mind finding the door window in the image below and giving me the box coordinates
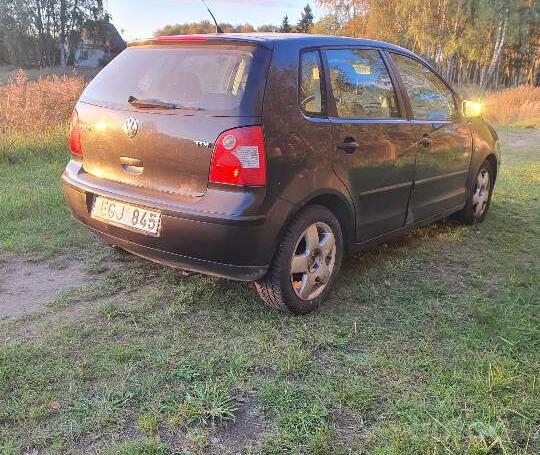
[299,51,324,114]
[391,53,456,121]
[324,49,400,119]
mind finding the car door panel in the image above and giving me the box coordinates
[324,48,415,242]
[388,52,473,221]
[410,121,472,220]
[332,119,416,241]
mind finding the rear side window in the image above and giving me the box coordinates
[390,53,456,121]
[325,49,400,119]
[81,45,268,114]
[299,51,324,115]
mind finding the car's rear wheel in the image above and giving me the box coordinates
[255,205,343,314]
[456,159,495,225]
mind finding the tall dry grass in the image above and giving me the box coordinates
[0,69,86,135]
[0,70,87,162]
[461,85,540,128]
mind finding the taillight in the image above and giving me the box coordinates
[68,110,82,157]
[209,126,266,186]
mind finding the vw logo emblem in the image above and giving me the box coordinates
[123,117,138,139]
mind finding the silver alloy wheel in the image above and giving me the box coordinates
[472,168,491,217]
[290,222,337,301]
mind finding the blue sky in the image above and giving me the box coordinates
[106,0,322,41]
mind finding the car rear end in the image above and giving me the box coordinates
[62,35,289,280]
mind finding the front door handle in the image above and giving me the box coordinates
[337,137,359,154]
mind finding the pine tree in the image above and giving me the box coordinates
[280,15,292,33]
[297,4,314,33]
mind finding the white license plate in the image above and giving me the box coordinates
[91,196,161,236]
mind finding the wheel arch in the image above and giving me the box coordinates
[271,190,356,261]
[485,153,498,182]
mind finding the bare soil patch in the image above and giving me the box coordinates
[0,257,85,318]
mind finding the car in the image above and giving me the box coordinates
[63,33,501,314]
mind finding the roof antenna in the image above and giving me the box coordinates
[201,0,224,33]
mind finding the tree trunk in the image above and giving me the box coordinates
[59,0,67,68]
[482,7,509,89]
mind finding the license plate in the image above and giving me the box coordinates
[91,196,161,236]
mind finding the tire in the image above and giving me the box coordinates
[255,205,343,315]
[456,159,495,225]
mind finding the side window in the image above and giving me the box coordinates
[324,49,400,119]
[299,51,324,114]
[391,53,456,121]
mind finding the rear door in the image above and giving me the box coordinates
[324,48,417,241]
[388,52,472,220]
[77,43,269,197]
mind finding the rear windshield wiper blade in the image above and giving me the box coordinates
[128,96,204,111]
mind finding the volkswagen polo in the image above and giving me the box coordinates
[63,34,500,314]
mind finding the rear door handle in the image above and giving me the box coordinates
[337,137,359,154]
[419,136,432,149]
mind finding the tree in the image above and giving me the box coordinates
[481,4,509,89]
[0,0,110,67]
[257,24,279,33]
[280,15,292,33]
[297,4,315,33]
[314,0,540,89]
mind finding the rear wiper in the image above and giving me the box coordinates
[128,96,204,111]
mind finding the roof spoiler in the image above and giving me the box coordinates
[128,35,273,50]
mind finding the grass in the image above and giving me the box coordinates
[0,128,539,454]
[0,64,98,85]
[458,85,540,129]
[0,130,92,258]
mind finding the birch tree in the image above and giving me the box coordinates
[315,0,540,88]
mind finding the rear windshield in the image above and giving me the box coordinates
[81,44,269,115]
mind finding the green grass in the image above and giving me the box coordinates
[0,130,538,454]
[0,129,92,258]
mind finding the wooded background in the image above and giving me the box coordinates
[0,0,112,67]
[313,0,540,89]
[1,0,539,90]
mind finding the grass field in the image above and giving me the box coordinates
[0,128,539,455]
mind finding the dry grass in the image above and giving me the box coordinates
[0,70,86,135]
[461,85,540,128]
[483,86,540,128]
[0,64,99,85]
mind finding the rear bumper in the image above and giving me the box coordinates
[62,162,292,281]
[74,222,268,280]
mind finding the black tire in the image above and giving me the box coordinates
[456,159,495,225]
[255,205,343,315]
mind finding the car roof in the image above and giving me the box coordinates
[129,33,416,57]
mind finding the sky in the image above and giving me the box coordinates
[106,0,323,41]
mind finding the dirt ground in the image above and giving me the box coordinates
[0,257,85,318]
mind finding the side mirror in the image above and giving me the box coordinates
[462,100,483,118]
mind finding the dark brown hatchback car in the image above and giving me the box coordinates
[63,33,501,314]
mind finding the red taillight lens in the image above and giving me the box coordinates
[68,110,82,156]
[209,126,266,186]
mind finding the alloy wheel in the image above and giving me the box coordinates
[472,168,491,218]
[290,222,337,301]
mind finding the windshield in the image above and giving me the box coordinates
[81,45,266,114]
